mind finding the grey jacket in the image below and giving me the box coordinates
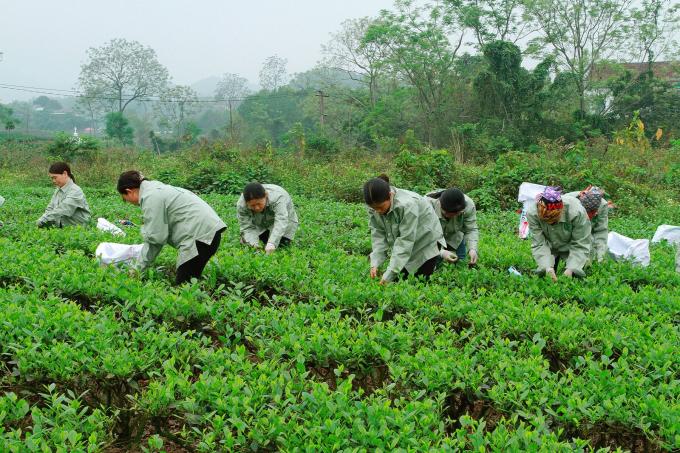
[237,184,298,247]
[37,180,91,227]
[566,191,609,262]
[425,191,479,251]
[369,188,446,282]
[526,195,592,276]
[138,180,226,270]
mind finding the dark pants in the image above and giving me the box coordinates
[175,229,224,285]
[446,242,467,262]
[258,231,292,248]
[400,255,443,280]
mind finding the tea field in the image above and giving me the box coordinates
[0,185,678,452]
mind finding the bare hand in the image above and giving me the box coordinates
[379,278,389,286]
[468,249,478,266]
[546,268,558,282]
[370,267,378,278]
[563,269,574,278]
[264,243,276,255]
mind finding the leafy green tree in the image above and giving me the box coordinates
[364,0,463,145]
[451,0,531,48]
[78,39,170,113]
[105,112,134,145]
[473,41,554,144]
[524,0,633,119]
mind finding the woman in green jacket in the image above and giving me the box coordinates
[36,162,91,228]
[425,188,479,265]
[117,171,226,285]
[566,186,609,262]
[364,175,446,284]
[526,186,592,282]
[237,182,298,255]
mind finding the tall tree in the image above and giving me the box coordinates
[154,85,199,137]
[452,0,534,48]
[524,0,632,118]
[626,0,680,65]
[214,73,250,102]
[259,55,288,91]
[364,0,464,144]
[321,17,387,107]
[78,39,170,113]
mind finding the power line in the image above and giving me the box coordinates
[0,82,317,104]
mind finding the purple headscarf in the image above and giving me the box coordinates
[536,186,562,203]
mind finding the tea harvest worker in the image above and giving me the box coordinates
[237,182,298,254]
[566,185,609,262]
[364,175,446,284]
[117,171,226,285]
[36,162,91,228]
[425,188,479,265]
[526,186,592,281]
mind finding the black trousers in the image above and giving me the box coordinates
[175,229,224,285]
[400,254,442,280]
[258,231,292,247]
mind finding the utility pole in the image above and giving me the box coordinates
[228,99,234,142]
[316,90,328,128]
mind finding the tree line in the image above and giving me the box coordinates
[2,0,679,160]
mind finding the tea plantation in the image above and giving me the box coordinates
[0,185,678,452]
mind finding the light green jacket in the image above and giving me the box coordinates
[369,188,446,282]
[138,180,226,271]
[526,195,592,276]
[566,191,609,262]
[37,180,91,227]
[237,184,298,247]
[425,191,479,251]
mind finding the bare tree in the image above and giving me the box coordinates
[214,73,250,101]
[259,55,288,91]
[321,17,387,107]
[78,38,170,113]
[154,85,199,137]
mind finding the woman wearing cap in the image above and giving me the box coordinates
[364,175,446,284]
[566,186,609,262]
[425,188,479,265]
[117,170,226,285]
[526,186,592,281]
[237,182,298,254]
[36,162,91,228]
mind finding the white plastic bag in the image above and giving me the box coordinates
[0,195,5,207]
[95,242,143,266]
[97,217,125,237]
[517,183,546,239]
[651,224,680,245]
[607,232,650,267]
[518,182,547,203]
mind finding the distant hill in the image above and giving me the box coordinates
[190,76,221,98]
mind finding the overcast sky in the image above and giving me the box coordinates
[0,0,395,102]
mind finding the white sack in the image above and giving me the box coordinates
[0,195,5,207]
[95,242,143,266]
[651,224,680,245]
[97,217,125,237]
[607,232,650,267]
[518,182,547,203]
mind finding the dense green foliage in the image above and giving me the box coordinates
[0,174,678,451]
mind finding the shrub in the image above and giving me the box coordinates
[46,132,100,161]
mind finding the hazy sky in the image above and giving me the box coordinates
[0,0,395,102]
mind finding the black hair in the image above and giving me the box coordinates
[117,170,147,194]
[48,162,75,183]
[243,182,266,202]
[440,188,466,213]
[363,174,391,205]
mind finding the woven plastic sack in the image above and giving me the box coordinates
[97,217,125,237]
[95,242,143,266]
[607,232,650,267]
[517,182,546,239]
[652,224,680,245]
